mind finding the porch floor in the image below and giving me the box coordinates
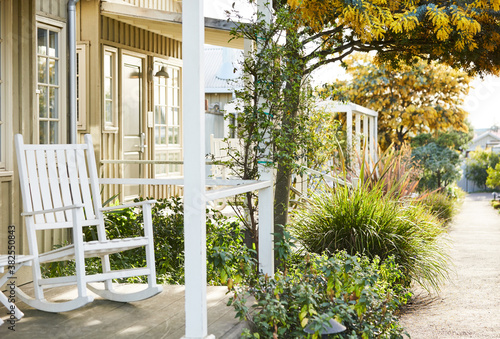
[0,283,247,338]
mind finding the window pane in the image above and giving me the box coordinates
[49,59,58,85]
[154,86,159,105]
[37,28,47,55]
[168,126,173,144]
[160,126,166,145]
[104,54,111,77]
[49,31,58,57]
[104,78,112,99]
[39,121,48,144]
[155,152,166,176]
[160,106,166,124]
[171,88,178,107]
[105,100,112,123]
[168,152,180,173]
[173,127,179,145]
[160,87,166,106]
[50,121,58,144]
[155,106,160,124]
[173,69,180,87]
[155,126,160,145]
[38,57,47,83]
[49,87,58,118]
[173,108,179,125]
[39,86,48,118]
[167,107,173,125]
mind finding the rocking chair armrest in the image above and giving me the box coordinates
[99,199,157,213]
[21,204,85,216]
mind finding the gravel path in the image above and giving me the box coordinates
[400,193,500,339]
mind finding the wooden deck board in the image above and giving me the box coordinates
[0,283,247,338]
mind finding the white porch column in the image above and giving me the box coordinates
[257,0,274,276]
[182,1,212,338]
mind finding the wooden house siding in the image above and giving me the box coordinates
[100,16,182,59]
[119,0,181,12]
[36,0,68,20]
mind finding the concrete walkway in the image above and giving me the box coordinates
[400,193,500,338]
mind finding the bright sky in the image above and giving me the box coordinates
[206,0,500,130]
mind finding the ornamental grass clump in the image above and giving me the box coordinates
[417,190,459,225]
[291,182,450,292]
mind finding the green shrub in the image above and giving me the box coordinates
[229,234,410,338]
[43,197,251,285]
[291,183,450,292]
[417,191,458,224]
[491,200,500,210]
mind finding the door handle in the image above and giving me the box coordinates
[134,133,147,153]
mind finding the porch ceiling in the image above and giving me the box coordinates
[100,1,244,49]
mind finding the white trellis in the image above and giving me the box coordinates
[316,101,378,162]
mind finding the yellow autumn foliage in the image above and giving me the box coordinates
[285,0,500,74]
[323,54,471,149]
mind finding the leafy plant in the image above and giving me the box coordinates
[229,232,410,338]
[291,181,450,292]
[486,162,500,189]
[43,198,251,285]
[465,148,500,190]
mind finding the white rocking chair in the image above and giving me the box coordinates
[14,134,162,312]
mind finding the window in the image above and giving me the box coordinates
[37,19,64,144]
[76,43,88,130]
[103,46,118,131]
[153,60,182,177]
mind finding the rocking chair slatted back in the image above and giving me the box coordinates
[17,138,101,231]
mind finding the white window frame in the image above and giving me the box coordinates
[36,16,66,144]
[152,57,182,178]
[102,45,118,132]
[76,42,89,130]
